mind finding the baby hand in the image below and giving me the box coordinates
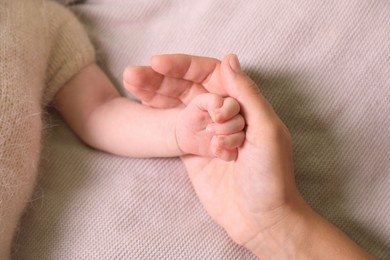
[176,93,245,161]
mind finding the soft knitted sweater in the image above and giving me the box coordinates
[0,0,94,257]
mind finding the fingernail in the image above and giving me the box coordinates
[229,54,241,73]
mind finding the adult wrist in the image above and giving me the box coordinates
[244,196,312,259]
[244,197,373,259]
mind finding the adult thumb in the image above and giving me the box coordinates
[221,54,279,126]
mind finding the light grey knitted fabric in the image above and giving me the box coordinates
[14,0,390,259]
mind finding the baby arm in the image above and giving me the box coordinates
[54,63,244,160]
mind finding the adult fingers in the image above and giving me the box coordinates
[123,66,163,91]
[141,92,184,108]
[123,65,208,105]
[151,54,220,82]
[151,54,227,96]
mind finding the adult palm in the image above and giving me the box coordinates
[123,54,302,249]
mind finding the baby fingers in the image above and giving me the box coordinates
[212,97,241,123]
[207,114,245,135]
[211,132,245,151]
[210,131,245,161]
[213,149,238,162]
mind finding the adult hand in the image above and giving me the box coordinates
[123,54,372,259]
[124,54,300,247]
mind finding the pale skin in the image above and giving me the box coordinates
[4,48,243,259]
[54,63,245,161]
[122,54,374,259]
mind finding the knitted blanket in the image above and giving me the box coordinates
[14,0,390,259]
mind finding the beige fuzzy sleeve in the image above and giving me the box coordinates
[43,1,95,106]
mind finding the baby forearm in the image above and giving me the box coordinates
[55,63,184,158]
[79,97,183,158]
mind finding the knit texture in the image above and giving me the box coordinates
[14,0,390,259]
[0,0,94,259]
